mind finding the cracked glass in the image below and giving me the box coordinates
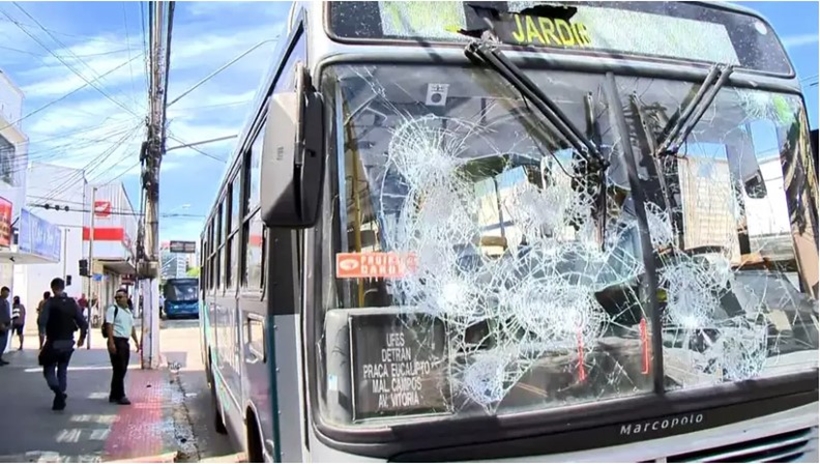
[316,63,819,428]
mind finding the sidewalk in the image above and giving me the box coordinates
[0,338,180,463]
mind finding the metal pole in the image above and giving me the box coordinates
[62,228,68,279]
[87,186,96,350]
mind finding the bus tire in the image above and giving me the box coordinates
[210,369,228,435]
[246,409,264,463]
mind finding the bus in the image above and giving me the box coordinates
[199,1,819,462]
[162,277,199,319]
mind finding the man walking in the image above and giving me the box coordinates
[11,296,26,350]
[0,286,11,365]
[39,278,88,411]
[37,291,50,350]
[104,288,140,405]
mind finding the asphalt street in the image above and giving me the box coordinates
[0,318,236,462]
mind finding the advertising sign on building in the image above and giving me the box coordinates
[94,200,112,218]
[19,208,62,262]
[0,196,11,247]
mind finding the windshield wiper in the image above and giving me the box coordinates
[464,41,608,172]
[656,63,734,157]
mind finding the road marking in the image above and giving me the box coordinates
[56,429,82,443]
[23,365,139,373]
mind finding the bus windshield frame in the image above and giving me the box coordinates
[307,54,819,454]
[325,1,795,77]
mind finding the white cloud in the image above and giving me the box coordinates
[782,33,819,49]
[3,0,290,221]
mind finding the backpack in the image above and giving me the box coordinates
[101,305,119,338]
[45,296,80,337]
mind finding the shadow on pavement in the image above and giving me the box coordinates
[0,346,180,463]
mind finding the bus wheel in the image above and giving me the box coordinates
[246,410,263,463]
[211,376,228,435]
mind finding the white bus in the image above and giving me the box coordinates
[199,1,819,462]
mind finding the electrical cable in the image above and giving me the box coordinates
[27,202,205,218]
[13,2,145,115]
[38,122,144,203]
[1,123,141,177]
[0,54,143,133]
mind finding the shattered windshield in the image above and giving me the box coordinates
[317,64,819,427]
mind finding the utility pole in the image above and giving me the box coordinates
[87,186,96,350]
[138,1,174,370]
[61,229,68,281]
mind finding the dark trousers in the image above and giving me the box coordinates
[109,338,130,400]
[0,329,8,360]
[43,348,73,395]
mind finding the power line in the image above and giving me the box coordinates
[27,202,205,218]
[7,3,141,118]
[12,2,144,115]
[0,54,143,133]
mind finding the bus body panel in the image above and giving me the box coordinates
[272,313,307,462]
[165,300,199,317]
[199,2,819,462]
[306,402,818,462]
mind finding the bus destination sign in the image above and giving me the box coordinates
[349,312,451,421]
[477,8,593,50]
[169,240,196,254]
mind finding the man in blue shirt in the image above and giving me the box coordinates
[39,278,88,411]
[105,288,140,405]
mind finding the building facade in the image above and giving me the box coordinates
[160,241,191,279]
[0,71,64,353]
[23,163,139,326]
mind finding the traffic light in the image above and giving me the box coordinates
[66,275,72,286]
[79,259,89,277]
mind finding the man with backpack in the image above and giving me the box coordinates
[38,278,88,411]
[104,288,140,405]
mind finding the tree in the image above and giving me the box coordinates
[186,266,201,277]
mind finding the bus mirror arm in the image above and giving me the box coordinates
[259,63,326,229]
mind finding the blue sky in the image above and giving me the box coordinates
[0,1,816,242]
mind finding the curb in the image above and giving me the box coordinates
[199,453,247,463]
[104,451,177,463]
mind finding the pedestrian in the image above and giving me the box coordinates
[37,291,51,350]
[0,286,10,365]
[104,288,140,405]
[38,278,88,411]
[11,296,26,350]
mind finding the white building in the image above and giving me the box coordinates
[22,163,139,323]
[0,71,65,353]
[160,241,197,279]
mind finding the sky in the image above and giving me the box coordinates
[0,0,817,243]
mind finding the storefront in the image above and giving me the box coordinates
[1,208,61,353]
[83,183,138,316]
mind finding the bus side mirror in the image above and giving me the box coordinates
[260,62,325,229]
